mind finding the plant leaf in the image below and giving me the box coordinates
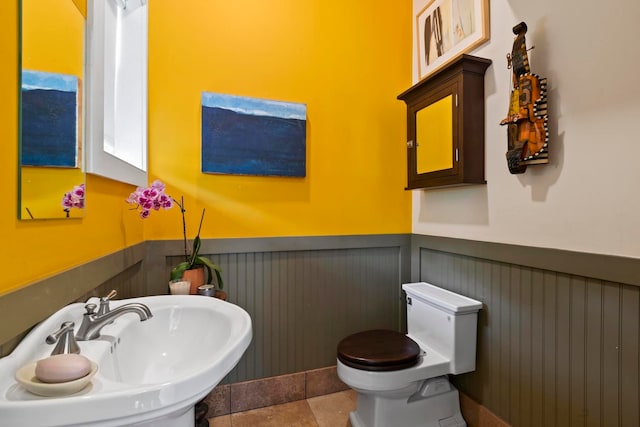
[189,236,201,267]
[192,256,223,288]
[214,268,224,290]
[170,261,190,280]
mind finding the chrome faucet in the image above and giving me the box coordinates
[76,302,153,341]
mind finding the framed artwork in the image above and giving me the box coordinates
[21,70,80,168]
[416,0,489,81]
[201,92,307,177]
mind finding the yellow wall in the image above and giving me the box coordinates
[1,1,143,294]
[1,0,411,293]
[145,1,412,239]
[22,0,83,74]
[21,168,85,219]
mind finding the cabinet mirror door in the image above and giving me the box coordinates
[415,90,456,176]
[407,81,459,189]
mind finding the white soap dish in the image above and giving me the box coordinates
[15,361,98,397]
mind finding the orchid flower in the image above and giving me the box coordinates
[62,184,85,210]
[126,180,174,218]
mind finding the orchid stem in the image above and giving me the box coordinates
[180,196,189,263]
[197,208,206,237]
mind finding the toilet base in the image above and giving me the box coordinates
[348,379,466,427]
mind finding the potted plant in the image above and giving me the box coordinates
[126,180,224,295]
[169,197,224,292]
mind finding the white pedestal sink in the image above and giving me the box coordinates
[0,295,252,427]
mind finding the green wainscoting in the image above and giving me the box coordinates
[413,235,640,427]
[2,234,639,427]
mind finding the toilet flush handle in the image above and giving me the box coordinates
[407,297,412,305]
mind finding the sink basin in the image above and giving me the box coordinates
[0,295,252,427]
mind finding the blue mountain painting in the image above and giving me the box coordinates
[201,93,306,177]
[21,70,78,168]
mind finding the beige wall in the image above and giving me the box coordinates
[412,0,640,259]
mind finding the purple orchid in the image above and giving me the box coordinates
[126,180,175,218]
[62,184,85,212]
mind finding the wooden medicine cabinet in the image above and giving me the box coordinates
[398,54,491,190]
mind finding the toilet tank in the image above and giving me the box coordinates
[402,282,482,375]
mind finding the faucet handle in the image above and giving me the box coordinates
[98,290,118,316]
[101,289,117,302]
[46,321,80,355]
[84,303,97,315]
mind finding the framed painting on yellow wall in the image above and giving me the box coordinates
[201,92,307,177]
[416,0,489,81]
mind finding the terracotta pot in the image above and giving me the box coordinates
[182,266,205,295]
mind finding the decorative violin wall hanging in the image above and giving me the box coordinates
[500,22,549,174]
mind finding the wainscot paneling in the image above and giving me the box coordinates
[4,233,638,427]
[414,235,640,427]
[0,243,147,356]
[146,235,412,383]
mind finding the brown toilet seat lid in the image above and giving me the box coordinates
[337,329,421,372]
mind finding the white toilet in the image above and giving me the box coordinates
[336,282,482,427]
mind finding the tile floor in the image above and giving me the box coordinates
[208,389,357,427]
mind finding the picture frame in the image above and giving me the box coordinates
[201,92,307,177]
[21,70,80,168]
[416,0,490,81]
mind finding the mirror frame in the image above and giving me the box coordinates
[18,0,87,220]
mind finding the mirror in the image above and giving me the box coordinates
[19,0,86,219]
[416,95,453,174]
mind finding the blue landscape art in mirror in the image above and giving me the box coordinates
[21,70,80,168]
